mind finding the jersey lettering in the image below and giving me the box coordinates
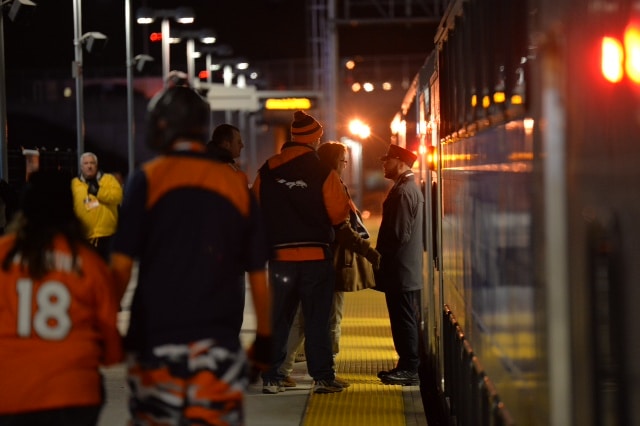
[16,278,72,340]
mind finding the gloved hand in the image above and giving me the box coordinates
[87,179,99,196]
[365,247,381,270]
[247,334,272,383]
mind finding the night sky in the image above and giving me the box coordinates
[4,0,435,75]
[3,0,438,180]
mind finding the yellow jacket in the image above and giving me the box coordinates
[71,173,122,239]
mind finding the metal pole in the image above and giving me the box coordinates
[186,38,195,85]
[125,0,134,175]
[73,0,84,160]
[161,17,169,82]
[327,0,337,140]
[206,52,213,135]
[0,12,8,181]
[248,112,258,182]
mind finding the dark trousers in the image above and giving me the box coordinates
[90,235,112,262]
[385,289,421,372]
[0,405,101,426]
[263,259,336,382]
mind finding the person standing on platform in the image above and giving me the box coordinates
[278,141,381,387]
[109,86,271,426]
[71,152,123,261]
[375,144,424,386]
[252,111,352,395]
[0,170,123,425]
[207,123,246,178]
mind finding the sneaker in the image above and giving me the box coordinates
[377,368,397,379]
[333,376,350,388]
[313,379,345,394]
[380,370,419,386]
[281,376,297,387]
[262,380,285,394]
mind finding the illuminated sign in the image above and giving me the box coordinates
[264,98,312,110]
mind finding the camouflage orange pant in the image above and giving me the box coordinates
[126,339,247,426]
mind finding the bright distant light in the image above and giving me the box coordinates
[524,118,534,135]
[624,22,640,83]
[345,60,355,70]
[348,119,371,139]
[363,82,374,92]
[602,36,624,83]
[382,82,392,91]
[351,82,361,92]
[63,87,72,98]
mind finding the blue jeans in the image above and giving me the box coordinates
[263,259,335,382]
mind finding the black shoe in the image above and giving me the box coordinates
[380,370,419,386]
[377,368,397,379]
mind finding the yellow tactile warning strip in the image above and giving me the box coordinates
[302,289,406,426]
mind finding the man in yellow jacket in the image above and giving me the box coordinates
[71,152,123,260]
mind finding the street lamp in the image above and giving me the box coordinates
[209,57,250,87]
[196,44,233,84]
[0,0,36,181]
[73,0,108,161]
[136,6,195,82]
[125,0,155,175]
[190,44,233,134]
[169,28,216,85]
[348,118,371,139]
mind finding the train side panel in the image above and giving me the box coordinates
[395,0,640,424]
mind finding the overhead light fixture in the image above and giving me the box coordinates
[80,31,108,53]
[136,6,195,24]
[170,28,217,45]
[133,54,154,72]
[8,0,36,22]
[174,7,195,24]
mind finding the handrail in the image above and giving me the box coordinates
[442,304,515,425]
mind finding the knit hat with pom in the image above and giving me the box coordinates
[290,110,323,143]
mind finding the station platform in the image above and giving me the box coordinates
[98,277,427,426]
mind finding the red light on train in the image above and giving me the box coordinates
[600,20,640,84]
[601,36,624,83]
[149,32,162,42]
[624,22,640,83]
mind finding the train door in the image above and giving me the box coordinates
[416,50,445,398]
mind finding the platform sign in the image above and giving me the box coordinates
[196,82,260,112]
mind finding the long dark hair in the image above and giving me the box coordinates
[2,171,88,279]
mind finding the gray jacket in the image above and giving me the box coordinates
[375,170,424,293]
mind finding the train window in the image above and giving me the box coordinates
[493,0,507,113]
[469,0,482,121]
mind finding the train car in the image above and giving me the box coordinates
[390,0,640,425]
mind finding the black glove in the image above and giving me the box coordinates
[247,334,272,382]
[365,247,382,270]
[87,179,99,196]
